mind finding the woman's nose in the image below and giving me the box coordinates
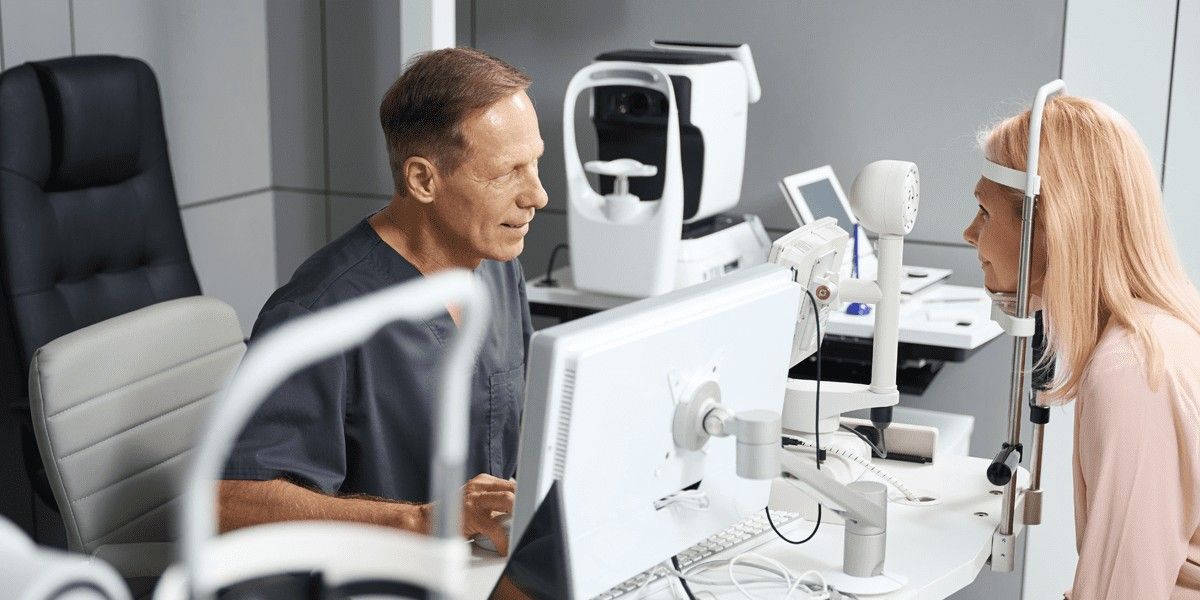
[963,218,979,247]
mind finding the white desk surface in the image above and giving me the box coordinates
[527,268,1003,351]
[465,455,1028,599]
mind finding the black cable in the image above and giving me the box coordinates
[542,243,568,287]
[839,424,887,459]
[671,554,698,600]
[765,288,826,545]
[807,288,824,469]
[767,504,822,544]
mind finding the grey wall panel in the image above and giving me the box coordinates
[903,241,984,288]
[474,0,1065,248]
[329,194,389,239]
[325,0,401,196]
[1165,0,1200,283]
[0,0,71,67]
[456,0,472,46]
[181,192,279,335]
[274,190,328,285]
[72,1,272,206]
[267,0,326,191]
[517,209,567,280]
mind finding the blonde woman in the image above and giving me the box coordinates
[965,96,1200,598]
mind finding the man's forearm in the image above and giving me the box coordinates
[218,479,428,534]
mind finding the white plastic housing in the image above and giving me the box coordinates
[848,160,920,236]
[656,58,750,222]
[565,62,683,297]
[768,218,848,366]
[783,379,898,434]
[674,216,771,289]
[650,41,762,104]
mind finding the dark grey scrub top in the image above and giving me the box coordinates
[222,218,532,502]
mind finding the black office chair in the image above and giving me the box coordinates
[0,55,201,544]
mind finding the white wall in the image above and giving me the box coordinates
[1165,0,1200,283]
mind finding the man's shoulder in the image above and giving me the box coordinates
[254,220,420,332]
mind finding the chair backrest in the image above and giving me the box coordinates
[0,54,201,402]
[0,54,201,539]
[27,297,244,554]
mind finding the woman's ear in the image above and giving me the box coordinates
[403,157,438,204]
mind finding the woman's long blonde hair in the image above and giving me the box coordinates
[984,96,1200,402]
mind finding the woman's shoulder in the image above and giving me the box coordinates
[1083,303,1200,402]
[1092,303,1199,359]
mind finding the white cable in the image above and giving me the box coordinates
[638,564,668,600]
[795,570,830,599]
[727,552,794,599]
[658,554,832,598]
[785,438,919,501]
[664,560,787,587]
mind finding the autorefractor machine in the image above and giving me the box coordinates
[562,41,772,297]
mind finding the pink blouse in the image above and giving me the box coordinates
[1068,305,1200,599]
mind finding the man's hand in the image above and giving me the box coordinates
[460,474,516,555]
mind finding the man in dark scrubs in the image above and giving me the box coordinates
[218,47,547,557]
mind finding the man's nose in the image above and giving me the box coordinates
[520,175,549,210]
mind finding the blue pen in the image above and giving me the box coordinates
[846,223,872,315]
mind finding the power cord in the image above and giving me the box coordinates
[542,243,569,287]
[806,287,824,469]
[672,554,698,600]
[767,288,825,544]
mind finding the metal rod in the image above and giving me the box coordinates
[1024,420,1046,525]
[1000,339,1028,535]
[999,193,1038,536]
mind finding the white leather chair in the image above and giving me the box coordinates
[26,297,244,594]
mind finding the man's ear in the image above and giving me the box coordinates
[402,156,438,204]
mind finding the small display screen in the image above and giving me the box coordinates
[799,179,854,226]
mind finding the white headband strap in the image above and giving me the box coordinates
[982,159,1040,196]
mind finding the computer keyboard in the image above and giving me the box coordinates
[591,509,803,599]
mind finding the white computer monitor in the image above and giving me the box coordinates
[511,263,802,599]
